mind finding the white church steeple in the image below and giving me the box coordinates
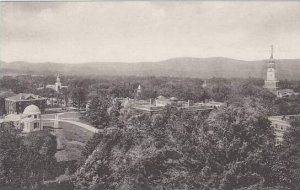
[55,74,62,92]
[264,45,279,94]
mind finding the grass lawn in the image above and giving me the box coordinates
[55,121,94,162]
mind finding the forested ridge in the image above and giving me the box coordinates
[1,57,300,80]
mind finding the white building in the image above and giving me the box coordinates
[38,74,68,92]
[263,46,299,98]
[277,89,299,98]
[20,105,43,133]
[1,104,43,133]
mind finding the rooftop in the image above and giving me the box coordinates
[23,104,41,115]
[5,93,46,102]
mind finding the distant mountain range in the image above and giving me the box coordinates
[1,57,300,80]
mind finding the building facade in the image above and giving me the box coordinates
[269,114,300,145]
[5,93,46,114]
[0,90,15,116]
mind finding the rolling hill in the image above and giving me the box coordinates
[1,57,300,80]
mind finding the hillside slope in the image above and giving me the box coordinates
[1,57,300,80]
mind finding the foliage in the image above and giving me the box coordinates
[279,117,300,189]
[70,87,87,109]
[0,124,58,190]
[0,123,24,189]
[81,96,110,129]
[73,98,293,190]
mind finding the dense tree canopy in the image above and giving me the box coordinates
[0,123,58,190]
[73,97,295,190]
[81,96,111,129]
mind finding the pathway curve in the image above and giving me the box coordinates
[42,112,102,133]
[45,118,102,133]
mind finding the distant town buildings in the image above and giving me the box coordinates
[264,45,298,98]
[5,93,46,115]
[38,74,68,92]
[114,95,225,115]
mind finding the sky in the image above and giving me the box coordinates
[0,1,299,63]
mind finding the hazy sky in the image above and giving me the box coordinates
[0,1,299,63]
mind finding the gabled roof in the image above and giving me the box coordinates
[5,93,46,102]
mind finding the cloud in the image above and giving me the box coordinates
[0,1,299,63]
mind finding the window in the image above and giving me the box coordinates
[20,123,24,130]
[34,115,37,119]
[34,123,39,129]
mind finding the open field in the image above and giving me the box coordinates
[55,121,94,162]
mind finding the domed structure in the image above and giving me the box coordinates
[23,105,41,115]
[20,104,42,133]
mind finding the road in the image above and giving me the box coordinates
[42,112,102,133]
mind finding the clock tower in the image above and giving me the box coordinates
[264,45,279,94]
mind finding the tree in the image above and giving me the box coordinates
[21,131,58,189]
[82,132,103,158]
[279,117,300,189]
[36,87,56,107]
[0,124,58,189]
[70,87,87,109]
[60,87,69,107]
[73,97,294,190]
[81,96,110,129]
[0,122,24,189]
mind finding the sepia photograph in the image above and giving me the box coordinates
[0,0,300,189]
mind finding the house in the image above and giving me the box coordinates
[277,89,299,98]
[155,96,177,106]
[268,114,300,145]
[5,93,46,114]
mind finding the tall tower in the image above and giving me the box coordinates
[55,74,62,92]
[202,80,207,88]
[264,45,279,94]
[135,84,142,99]
[137,84,142,94]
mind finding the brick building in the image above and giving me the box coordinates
[5,93,46,114]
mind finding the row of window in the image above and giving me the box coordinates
[27,114,39,119]
[272,123,287,131]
